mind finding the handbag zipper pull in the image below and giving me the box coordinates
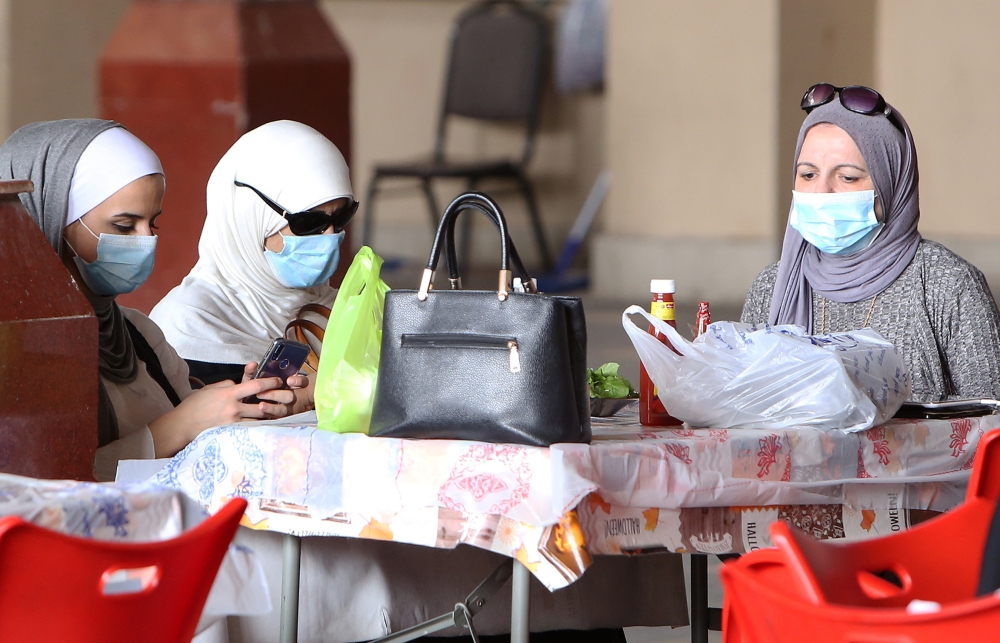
[508,340,521,373]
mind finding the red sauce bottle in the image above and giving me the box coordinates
[639,279,683,426]
[695,301,711,337]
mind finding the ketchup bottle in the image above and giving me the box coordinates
[695,301,711,337]
[639,279,683,426]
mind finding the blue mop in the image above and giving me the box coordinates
[536,170,610,293]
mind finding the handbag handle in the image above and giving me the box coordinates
[284,304,330,373]
[443,200,534,293]
[286,319,324,373]
[419,192,515,301]
[297,303,332,319]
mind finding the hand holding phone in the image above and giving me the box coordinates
[242,338,311,404]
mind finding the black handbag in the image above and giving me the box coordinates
[370,192,590,446]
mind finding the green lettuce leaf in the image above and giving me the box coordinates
[587,362,637,399]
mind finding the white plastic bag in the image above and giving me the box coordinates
[622,306,911,432]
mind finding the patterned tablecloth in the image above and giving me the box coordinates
[154,407,1000,590]
[0,473,270,626]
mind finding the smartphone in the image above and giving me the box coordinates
[242,338,311,405]
[894,399,1000,420]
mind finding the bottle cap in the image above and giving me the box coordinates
[650,279,675,294]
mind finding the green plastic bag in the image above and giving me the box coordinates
[315,246,390,434]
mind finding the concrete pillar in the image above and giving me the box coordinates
[0,0,129,140]
[877,0,1000,292]
[776,0,875,243]
[596,0,876,305]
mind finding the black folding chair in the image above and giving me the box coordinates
[362,0,553,272]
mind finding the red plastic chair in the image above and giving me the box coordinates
[720,428,1000,643]
[0,496,247,643]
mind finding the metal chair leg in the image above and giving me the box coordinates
[362,175,380,248]
[516,171,553,272]
[690,553,708,643]
[367,560,514,643]
[280,534,301,643]
[510,560,531,643]
[421,178,440,232]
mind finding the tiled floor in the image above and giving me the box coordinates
[380,260,739,643]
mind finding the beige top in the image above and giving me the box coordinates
[94,307,193,481]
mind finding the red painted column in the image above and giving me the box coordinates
[100,0,352,314]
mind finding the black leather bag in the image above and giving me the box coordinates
[370,192,590,446]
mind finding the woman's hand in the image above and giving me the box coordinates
[148,375,296,458]
[241,362,314,416]
[289,372,315,415]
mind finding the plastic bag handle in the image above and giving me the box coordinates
[443,200,533,291]
[419,192,513,301]
[622,305,698,358]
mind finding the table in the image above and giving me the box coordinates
[152,407,998,642]
[0,472,271,632]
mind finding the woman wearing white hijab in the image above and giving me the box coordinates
[151,120,356,388]
[0,119,303,481]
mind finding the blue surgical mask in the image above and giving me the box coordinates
[265,231,345,288]
[790,190,884,256]
[66,220,157,295]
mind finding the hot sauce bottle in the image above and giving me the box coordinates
[639,279,683,426]
[695,301,711,337]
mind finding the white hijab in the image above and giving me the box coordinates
[68,126,164,227]
[150,120,352,364]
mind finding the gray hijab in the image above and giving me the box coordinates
[0,119,139,446]
[768,98,922,328]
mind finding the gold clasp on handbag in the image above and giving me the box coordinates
[418,268,435,301]
[498,269,512,301]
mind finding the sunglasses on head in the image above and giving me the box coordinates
[800,83,904,133]
[234,180,358,236]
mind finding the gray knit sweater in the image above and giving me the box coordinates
[741,240,1000,402]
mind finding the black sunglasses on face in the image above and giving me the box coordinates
[800,83,905,134]
[234,180,359,235]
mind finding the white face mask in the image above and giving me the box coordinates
[790,190,883,256]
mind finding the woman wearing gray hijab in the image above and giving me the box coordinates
[0,119,304,480]
[742,84,1000,402]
